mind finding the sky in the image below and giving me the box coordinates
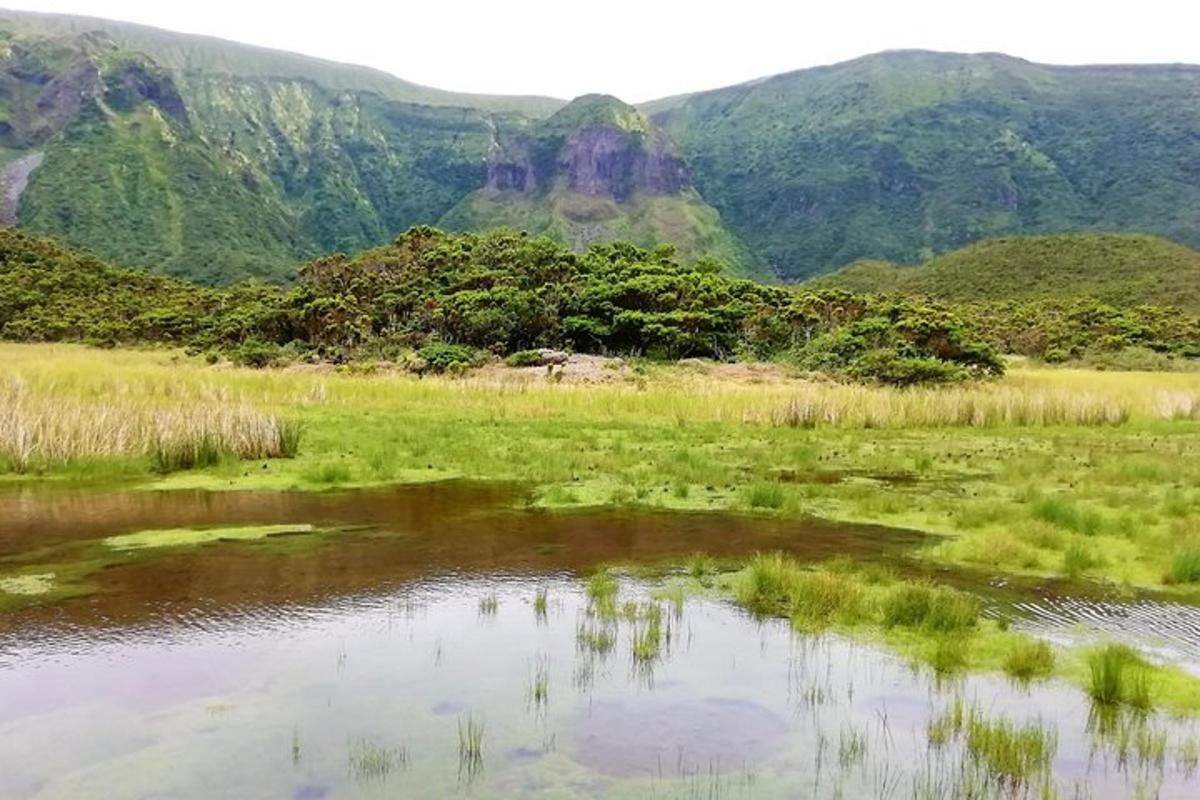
[7,0,1200,101]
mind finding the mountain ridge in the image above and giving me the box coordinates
[1,8,1199,288]
[0,8,566,116]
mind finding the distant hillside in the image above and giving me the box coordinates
[809,233,1200,310]
[652,51,1200,279]
[0,17,539,282]
[2,10,1200,286]
[0,9,564,116]
[440,95,759,276]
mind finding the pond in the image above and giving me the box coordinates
[0,483,1197,798]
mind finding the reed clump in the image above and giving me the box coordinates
[0,375,299,472]
[1088,644,1153,709]
[347,738,408,781]
[1003,639,1056,682]
[1168,547,1200,584]
[928,698,1057,789]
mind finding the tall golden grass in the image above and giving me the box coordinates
[0,370,298,471]
[1,344,1199,469]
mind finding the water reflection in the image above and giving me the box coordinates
[0,482,922,634]
[2,575,1197,799]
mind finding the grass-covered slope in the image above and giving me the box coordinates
[652,51,1200,279]
[0,24,514,283]
[0,9,565,116]
[810,233,1200,311]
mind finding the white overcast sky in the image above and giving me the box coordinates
[7,1,1200,101]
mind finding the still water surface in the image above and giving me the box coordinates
[0,483,1197,798]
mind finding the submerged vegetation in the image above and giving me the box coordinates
[927,698,1058,790]
[717,553,1200,713]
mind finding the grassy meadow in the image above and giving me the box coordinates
[5,343,1200,595]
[8,342,1200,713]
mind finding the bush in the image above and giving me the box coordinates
[417,342,481,373]
[504,349,547,367]
[230,338,283,368]
[848,351,969,387]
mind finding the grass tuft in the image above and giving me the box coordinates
[744,482,785,510]
[1003,638,1056,682]
[347,738,408,782]
[1169,547,1200,584]
[1088,644,1152,709]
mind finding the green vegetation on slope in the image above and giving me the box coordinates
[653,51,1200,278]
[4,19,1200,286]
[0,227,1002,383]
[0,24,522,282]
[441,191,755,277]
[0,9,565,116]
[809,233,1200,366]
[442,94,760,276]
[814,233,1200,311]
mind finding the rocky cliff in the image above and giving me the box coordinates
[442,95,755,274]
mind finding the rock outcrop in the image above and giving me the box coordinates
[443,95,757,275]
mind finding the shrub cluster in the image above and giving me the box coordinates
[0,227,1008,385]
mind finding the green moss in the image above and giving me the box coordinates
[104,523,316,550]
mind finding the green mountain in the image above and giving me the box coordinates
[809,233,1200,311]
[0,12,562,283]
[1,10,1200,288]
[0,9,564,116]
[440,95,757,276]
[651,51,1200,279]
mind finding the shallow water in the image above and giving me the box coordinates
[1,483,1198,798]
[0,482,921,633]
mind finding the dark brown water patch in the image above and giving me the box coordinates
[0,482,926,634]
[0,481,519,556]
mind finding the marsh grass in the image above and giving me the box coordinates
[533,588,548,622]
[744,482,785,510]
[630,602,665,663]
[457,715,484,777]
[880,583,979,633]
[0,370,300,472]
[837,725,868,770]
[965,714,1057,788]
[1063,540,1100,578]
[9,346,1200,598]
[926,635,969,674]
[478,594,499,616]
[576,622,615,656]
[1089,707,1169,771]
[528,656,549,710]
[586,570,619,619]
[1003,639,1056,683]
[685,552,718,582]
[1169,548,1200,584]
[736,554,977,637]
[1088,644,1153,709]
[347,738,408,781]
[929,699,1057,788]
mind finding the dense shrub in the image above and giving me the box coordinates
[416,342,481,373]
[4,226,1195,381]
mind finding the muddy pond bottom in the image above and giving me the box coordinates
[2,573,1199,799]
